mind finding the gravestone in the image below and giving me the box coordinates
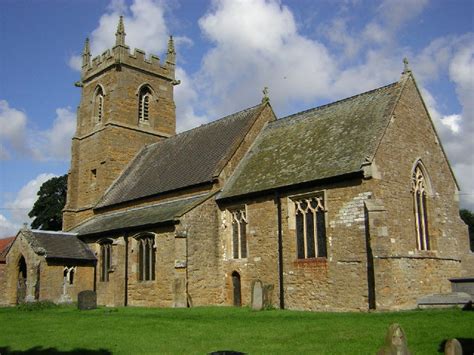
[444,339,462,355]
[251,280,264,310]
[377,323,411,355]
[78,290,97,310]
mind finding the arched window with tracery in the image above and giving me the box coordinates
[138,86,152,123]
[92,85,105,124]
[137,234,155,281]
[412,163,430,250]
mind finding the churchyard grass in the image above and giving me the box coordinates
[0,306,472,354]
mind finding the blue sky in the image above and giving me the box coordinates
[0,0,473,238]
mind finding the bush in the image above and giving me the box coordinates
[17,301,59,311]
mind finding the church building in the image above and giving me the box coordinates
[1,17,471,311]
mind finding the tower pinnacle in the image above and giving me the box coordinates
[166,35,176,65]
[82,37,91,67]
[115,16,126,46]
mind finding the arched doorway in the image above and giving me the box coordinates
[17,256,27,304]
[232,271,241,307]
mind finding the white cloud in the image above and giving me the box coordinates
[0,100,75,162]
[68,0,176,71]
[0,100,30,159]
[197,0,336,116]
[175,67,207,132]
[36,107,76,161]
[0,214,18,238]
[1,173,57,237]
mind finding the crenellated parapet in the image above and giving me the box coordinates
[80,16,177,84]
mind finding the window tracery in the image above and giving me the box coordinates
[294,193,327,259]
[231,209,247,259]
[413,164,430,250]
[138,235,155,281]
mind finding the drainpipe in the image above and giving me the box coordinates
[93,259,97,292]
[124,235,129,306]
[275,191,285,310]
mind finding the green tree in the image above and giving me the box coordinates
[28,174,68,231]
[460,209,474,251]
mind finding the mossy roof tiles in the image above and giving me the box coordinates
[96,104,264,208]
[74,193,213,236]
[22,230,96,261]
[219,82,401,199]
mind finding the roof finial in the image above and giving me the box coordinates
[261,87,270,103]
[115,15,126,46]
[82,37,91,67]
[402,57,411,74]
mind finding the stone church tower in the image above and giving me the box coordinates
[63,17,179,230]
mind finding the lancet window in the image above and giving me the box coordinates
[138,235,155,281]
[100,241,112,282]
[138,86,152,123]
[231,209,248,259]
[93,86,104,123]
[413,164,430,250]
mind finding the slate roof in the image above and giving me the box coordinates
[96,104,265,208]
[219,82,402,199]
[22,230,96,261]
[0,236,15,263]
[74,192,214,236]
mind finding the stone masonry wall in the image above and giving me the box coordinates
[1,234,94,306]
[183,197,222,306]
[369,75,468,309]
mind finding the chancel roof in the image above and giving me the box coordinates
[219,82,402,199]
[0,236,15,263]
[96,104,265,209]
[21,230,96,261]
[74,193,214,236]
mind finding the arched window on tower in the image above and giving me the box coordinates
[412,162,430,251]
[138,86,152,123]
[93,86,105,124]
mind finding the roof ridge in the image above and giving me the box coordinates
[31,229,77,236]
[144,103,263,150]
[279,81,399,122]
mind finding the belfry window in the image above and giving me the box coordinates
[93,86,104,123]
[413,164,430,250]
[138,235,155,281]
[100,242,112,282]
[138,86,152,123]
[295,193,327,259]
[231,208,247,259]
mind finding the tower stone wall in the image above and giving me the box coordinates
[63,17,179,230]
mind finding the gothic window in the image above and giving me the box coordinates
[231,208,247,259]
[138,86,152,123]
[100,242,112,282]
[63,266,76,285]
[412,164,430,250]
[93,86,104,123]
[295,193,327,259]
[138,235,155,281]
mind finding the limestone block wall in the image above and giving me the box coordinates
[184,197,222,306]
[368,76,468,308]
[3,234,43,305]
[1,235,94,305]
[281,182,375,311]
[127,227,176,307]
[219,197,279,308]
[0,264,7,305]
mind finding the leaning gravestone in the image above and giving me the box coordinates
[78,290,97,310]
[377,323,411,355]
[444,338,462,355]
[251,280,264,311]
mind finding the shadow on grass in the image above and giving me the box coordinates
[437,338,474,354]
[0,347,111,354]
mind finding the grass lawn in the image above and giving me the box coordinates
[0,305,473,354]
